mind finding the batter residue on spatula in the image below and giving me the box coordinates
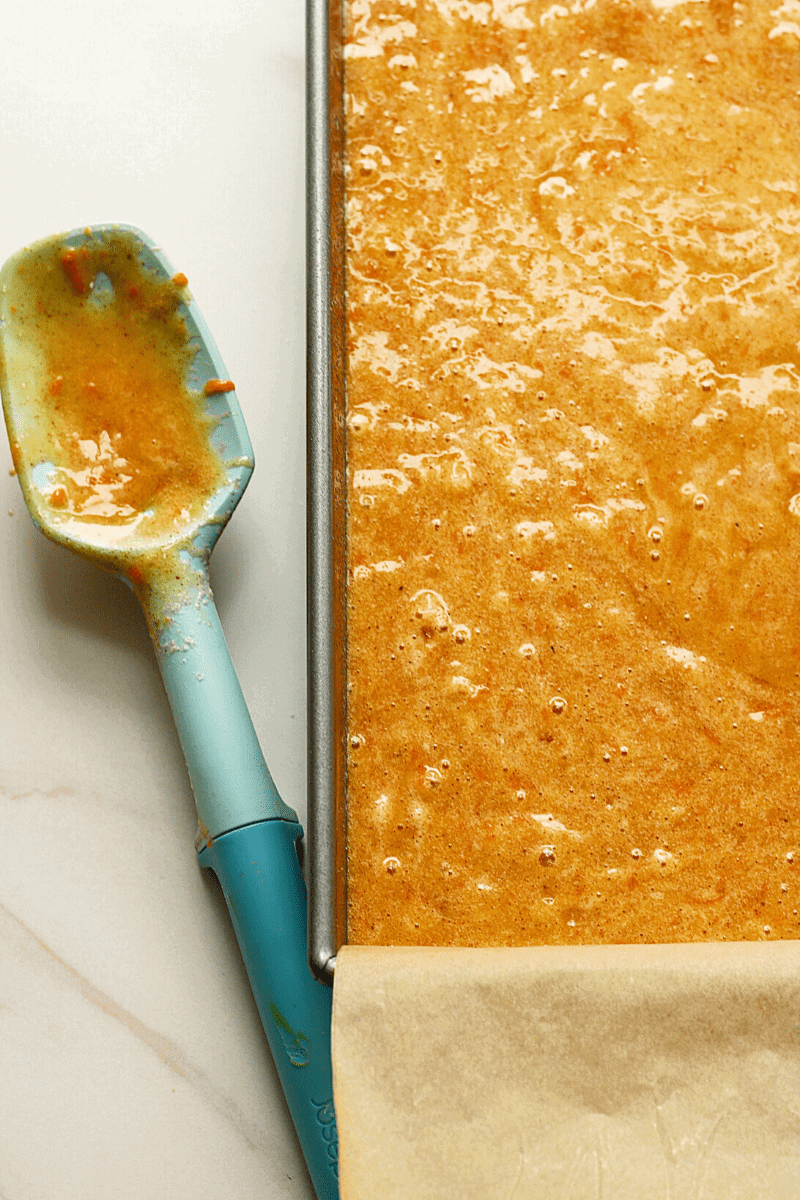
[4,232,226,549]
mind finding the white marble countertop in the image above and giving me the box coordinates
[0,3,317,1196]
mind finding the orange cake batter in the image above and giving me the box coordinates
[2,233,226,547]
[344,0,800,946]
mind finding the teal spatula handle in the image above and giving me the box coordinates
[141,570,339,1200]
[199,822,339,1200]
[147,570,298,839]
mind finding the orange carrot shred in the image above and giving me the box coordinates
[204,378,235,395]
[60,249,85,294]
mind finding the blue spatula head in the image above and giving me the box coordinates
[0,224,253,575]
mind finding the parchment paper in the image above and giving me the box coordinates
[332,943,800,1199]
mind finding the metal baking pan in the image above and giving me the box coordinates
[305,0,800,983]
[307,0,346,985]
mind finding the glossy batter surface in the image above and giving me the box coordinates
[344,0,800,946]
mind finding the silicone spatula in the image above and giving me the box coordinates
[0,224,338,1199]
